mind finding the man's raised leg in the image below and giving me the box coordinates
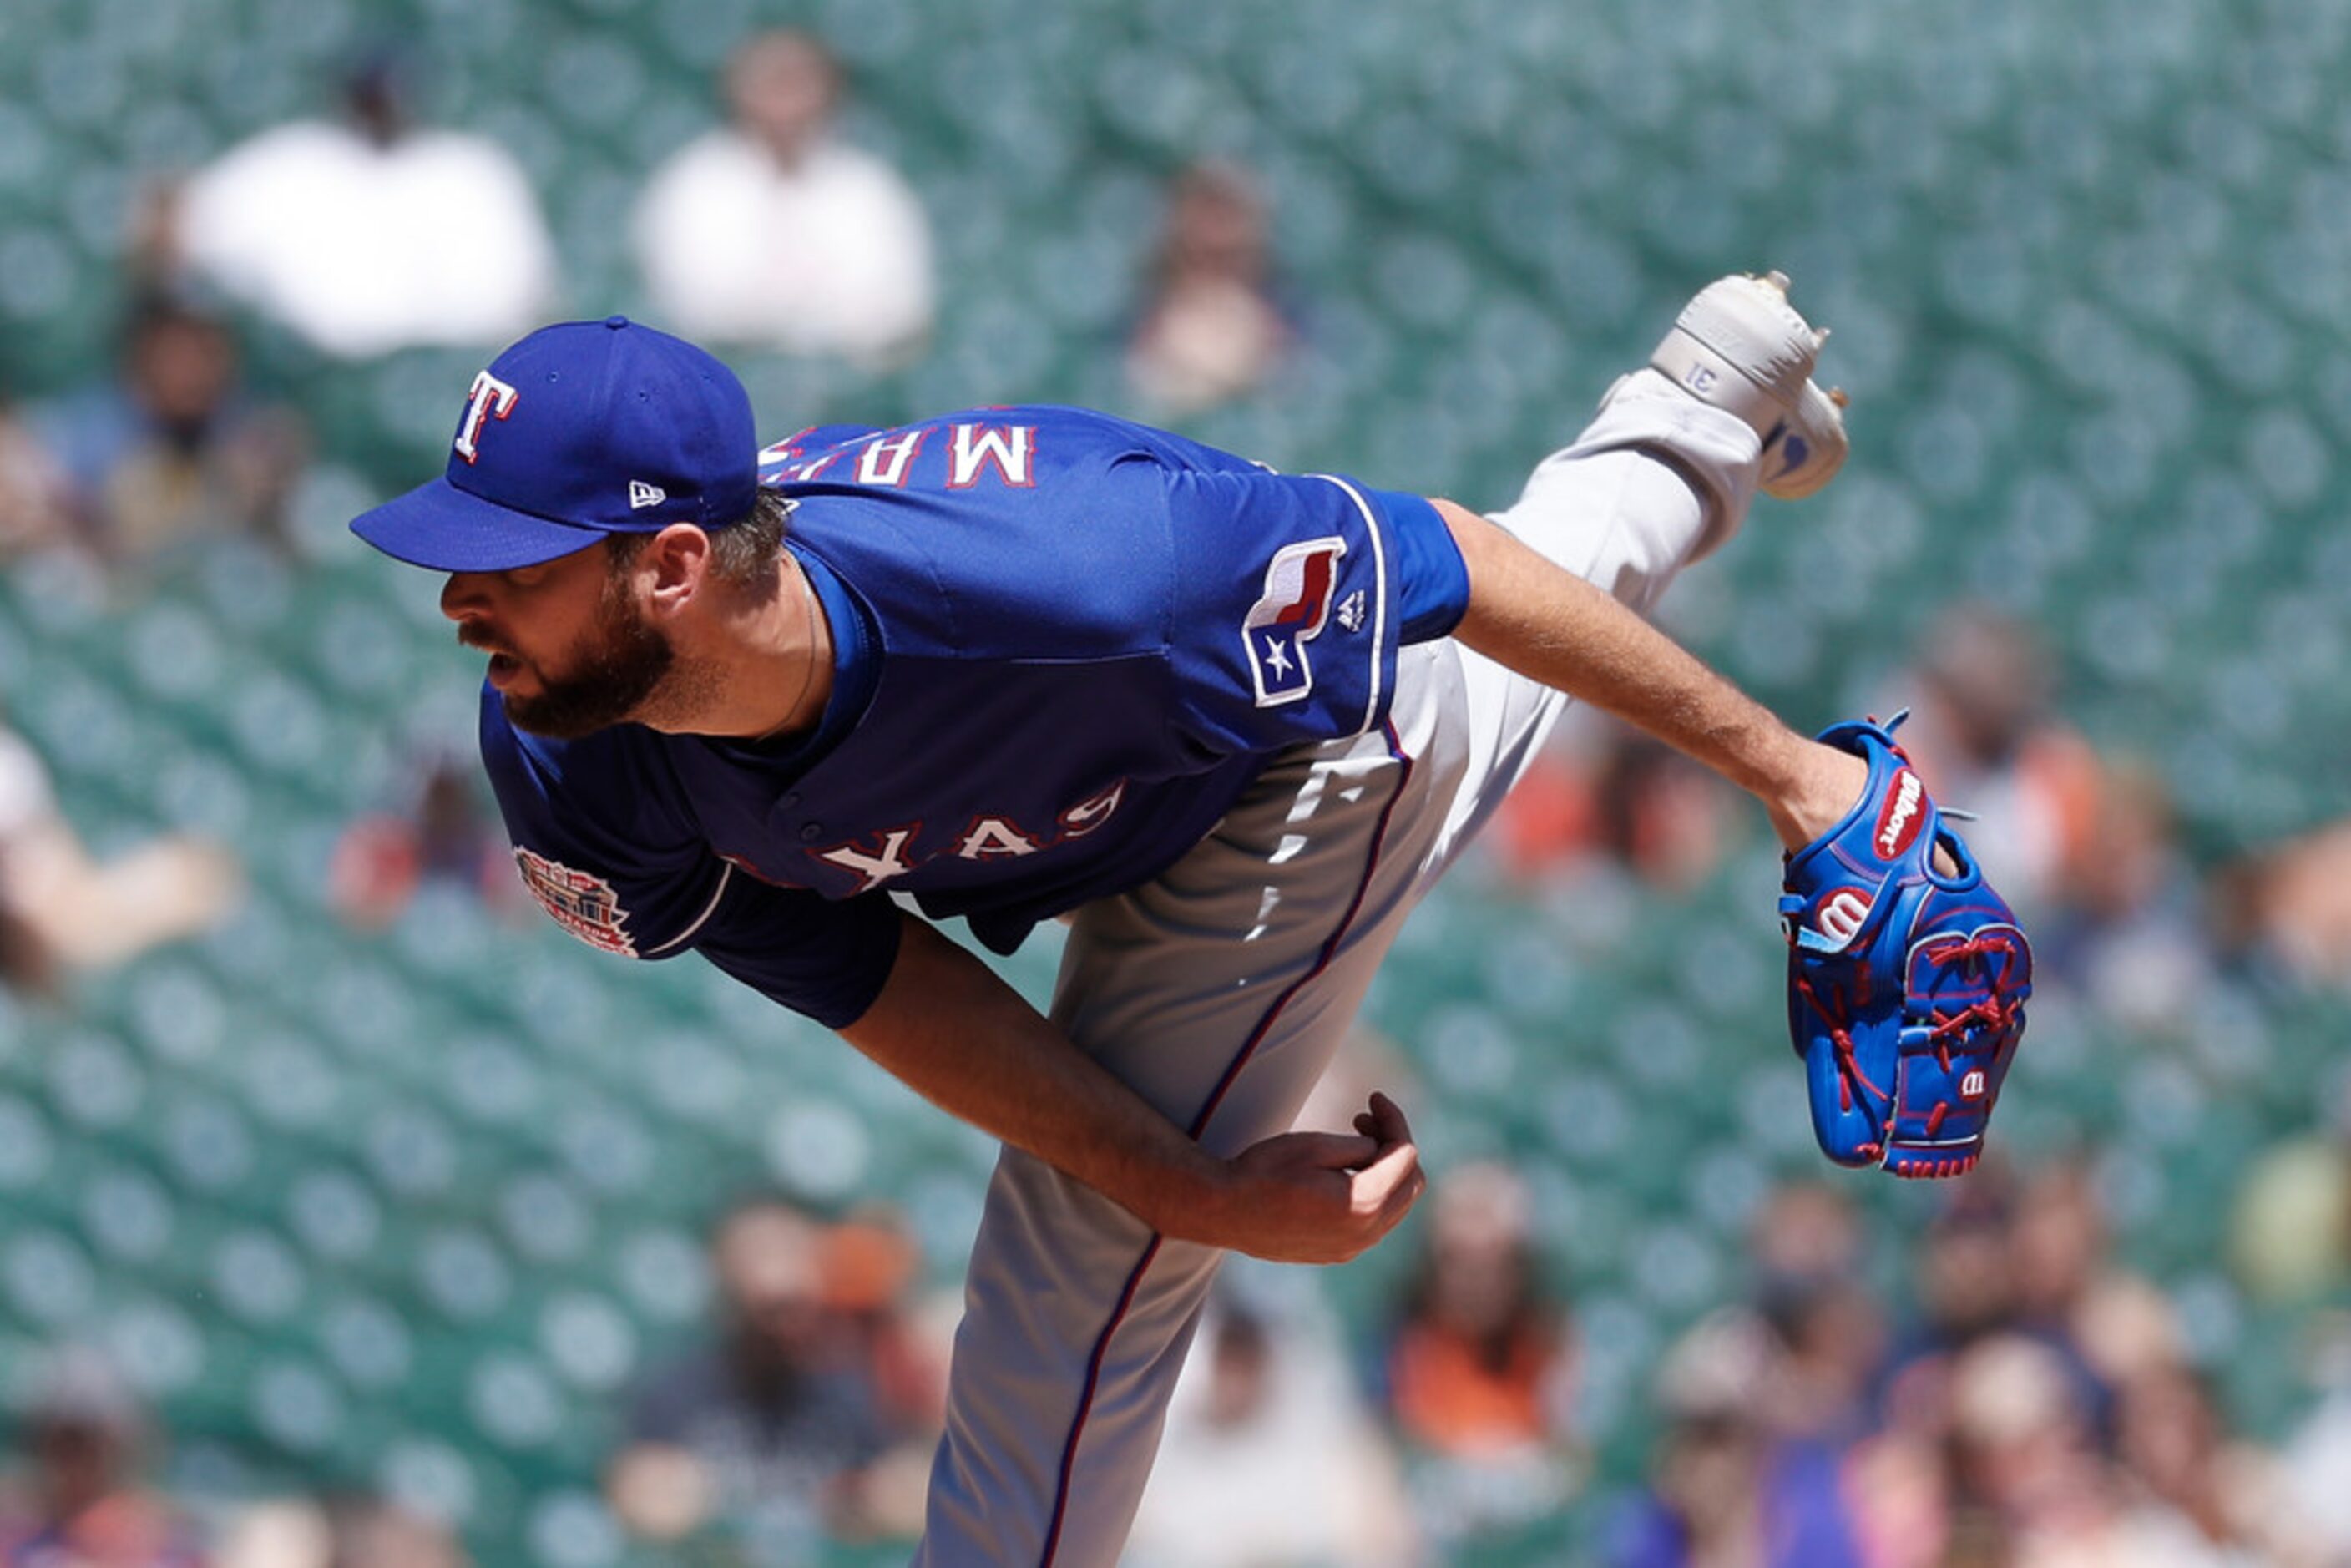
[912,271,1846,1567]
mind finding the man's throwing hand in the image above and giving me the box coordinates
[1194,1092,1425,1264]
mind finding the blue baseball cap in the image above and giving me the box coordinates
[351,316,758,572]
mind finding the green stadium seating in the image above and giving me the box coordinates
[3,0,2349,1560]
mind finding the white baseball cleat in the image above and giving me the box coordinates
[1651,270,1850,500]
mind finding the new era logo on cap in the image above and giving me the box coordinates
[628,480,667,510]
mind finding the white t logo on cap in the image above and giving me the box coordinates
[454,371,519,464]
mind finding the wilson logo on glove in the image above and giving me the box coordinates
[1816,888,1873,944]
[1874,769,1925,858]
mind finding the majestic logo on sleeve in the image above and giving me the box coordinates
[513,847,637,957]
[454,371,519,463]
[1241,538,1347,707]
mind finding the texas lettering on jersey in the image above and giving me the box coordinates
[731,779,1131,895]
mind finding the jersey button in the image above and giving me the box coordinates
[780,792,801,809]
[799,823,824,842]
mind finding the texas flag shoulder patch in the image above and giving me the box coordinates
[514,847,638,957]
[1241,537,1347,706]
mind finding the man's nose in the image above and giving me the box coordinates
[440,571,491,621]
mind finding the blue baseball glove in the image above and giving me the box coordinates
[1779,715,2033,1179]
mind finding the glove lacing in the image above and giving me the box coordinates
[1917,931,2029,1041]
[1794,930,2027,1143]
[1792,970,1886,1120]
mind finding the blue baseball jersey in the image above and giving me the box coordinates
[483,406,1469,1028]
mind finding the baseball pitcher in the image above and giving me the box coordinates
[351,276,2025,1565]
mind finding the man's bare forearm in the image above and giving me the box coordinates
[836,916,1418,1263]
[1435,498,1864,846]
[840,915,1228,1233]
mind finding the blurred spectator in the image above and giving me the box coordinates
[1479,742,1593,883]
[1941,1333,2121,1565]
[0,396,75,562]
[33,293,306,571]
[159,51,555,358]
[2284,1318,2351,1563]
[1842,1431,1954,1568]
[2036,762,2212,1030]
[1608,1310,1868,1568]
[633,30,934,365]
[2230,1078,2351,1305]
[1128,1289,1418,1567]
[1747,1181,1862,1286]
[1881,1170,2121,1448]
[1125,161,1301,417]
[1883,603,2102,918]
[604,1196,914,1563]
[2007,1161,2112,1363]
[814,1205,951,1542]
[2112,1362,2313,1566]
[1587,733,1735,893]
[217,1495,468,1568]
[0,715,240,998]
[2224,817,2351,987]
[318,1498,465,1568]
[0,1348,206,1567]
[1878,1181,2022,1417]
[327,753,523,928]
[1749,1184,1886,1444]
[2070,1271,2190,1399]
[1745,1184,1944,1566]
[1484,716,1737,891]
[2008,1159,2202,1414]
[1382,1162,1580,1545]
[1385,1161,1577,1459]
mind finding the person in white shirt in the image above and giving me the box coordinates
[171,55,557,360]
[1125,1290,1418,1568]
[633,30,935,367]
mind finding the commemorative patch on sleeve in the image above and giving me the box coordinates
[513,847,638,957]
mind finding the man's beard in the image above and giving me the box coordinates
[500,579,676,741]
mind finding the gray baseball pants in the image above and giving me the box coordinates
[915,374,1765,1565]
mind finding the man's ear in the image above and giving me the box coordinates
[640,524,713,612]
